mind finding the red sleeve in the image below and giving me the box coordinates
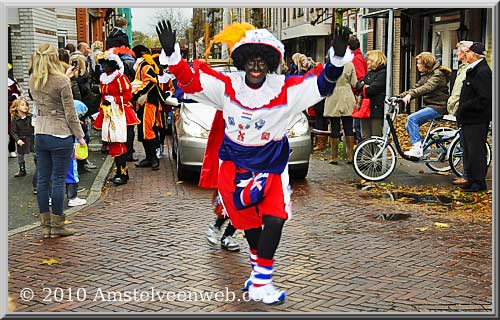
[168,59,202,94]
[353,56,367,81]
[99,83,105,103]
[117,75,133,104]
[93,108,104,129]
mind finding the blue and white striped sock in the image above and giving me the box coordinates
[251,257,274,287]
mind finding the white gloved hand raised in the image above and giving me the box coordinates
[159,43,181,66]
[328,46,354,67]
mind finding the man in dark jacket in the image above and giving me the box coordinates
[456,42,492,192]
[106,17,130,50]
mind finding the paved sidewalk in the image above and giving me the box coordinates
[8,139,492,313]
[8,150,109,231]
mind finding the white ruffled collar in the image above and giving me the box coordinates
[133,58,144,71]
[227,72,285,109]
[8,77,14,86]
[100,70,120,85]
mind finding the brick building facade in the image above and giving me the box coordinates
[8,8,114,93]
[8,8,78,91]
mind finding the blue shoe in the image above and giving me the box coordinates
[241,278,252,291]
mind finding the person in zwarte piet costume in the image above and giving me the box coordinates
[157,20,353,305]
[93,52,140,185]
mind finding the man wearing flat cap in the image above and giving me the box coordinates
[456,42,492,192]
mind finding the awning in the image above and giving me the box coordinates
[363,8,461,19]
[362,9,392,19]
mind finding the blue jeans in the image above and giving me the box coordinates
[353,118,362,142]
[35,134,74,215]
[405,107,441,144]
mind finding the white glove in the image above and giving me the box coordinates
[164,96,179,107]
[159,43,181,66]
[328,47,354,67]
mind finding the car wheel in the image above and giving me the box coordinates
[289,163,309,180]
[171,134,177,159]
[176,147,188,181]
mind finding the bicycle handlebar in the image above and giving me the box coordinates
[385,97,404,105]
[384,97,404,115]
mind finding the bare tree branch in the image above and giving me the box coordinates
[150,8,191,41]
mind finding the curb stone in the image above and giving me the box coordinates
[7,155,114,237]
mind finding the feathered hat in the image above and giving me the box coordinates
[110,45,136,59]
[205,22,285,60]
[97,51,124,74]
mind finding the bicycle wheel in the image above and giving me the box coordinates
[353,138,397,181]
[449,137,492,177]
[424,128,456,172]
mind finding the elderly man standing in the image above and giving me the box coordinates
[447,41,470,187]
[456,42,492,193]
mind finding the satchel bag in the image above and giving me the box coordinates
[352,86,371,119]
[101,99,127,143]
[74,144,88,160]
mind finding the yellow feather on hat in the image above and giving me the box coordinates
[204,22,255,60]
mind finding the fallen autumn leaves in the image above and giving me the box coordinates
[357,180,492,224]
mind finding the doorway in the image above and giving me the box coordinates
[431,22,459,68]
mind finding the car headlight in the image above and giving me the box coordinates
[287,114,309,138]
[182,120,209,138]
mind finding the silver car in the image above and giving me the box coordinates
[172,67,311,180]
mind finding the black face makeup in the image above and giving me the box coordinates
[244,56,269,89]
[102,61,115,73]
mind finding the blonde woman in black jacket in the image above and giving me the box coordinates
[356,50,387,140]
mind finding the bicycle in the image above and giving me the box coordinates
[353,97,458,181]
[447,123,492,177]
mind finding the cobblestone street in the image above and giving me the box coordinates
[8,139,492,313]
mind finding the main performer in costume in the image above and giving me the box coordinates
[157,20,352,305]
[93,52,140,185]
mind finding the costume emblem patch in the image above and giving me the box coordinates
[255,119,265,130]
[238,131,246,141]
[261,132,270,140]
[241,112,252,120]
[228,117,235,126]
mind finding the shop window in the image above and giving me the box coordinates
[58,36,66,49]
